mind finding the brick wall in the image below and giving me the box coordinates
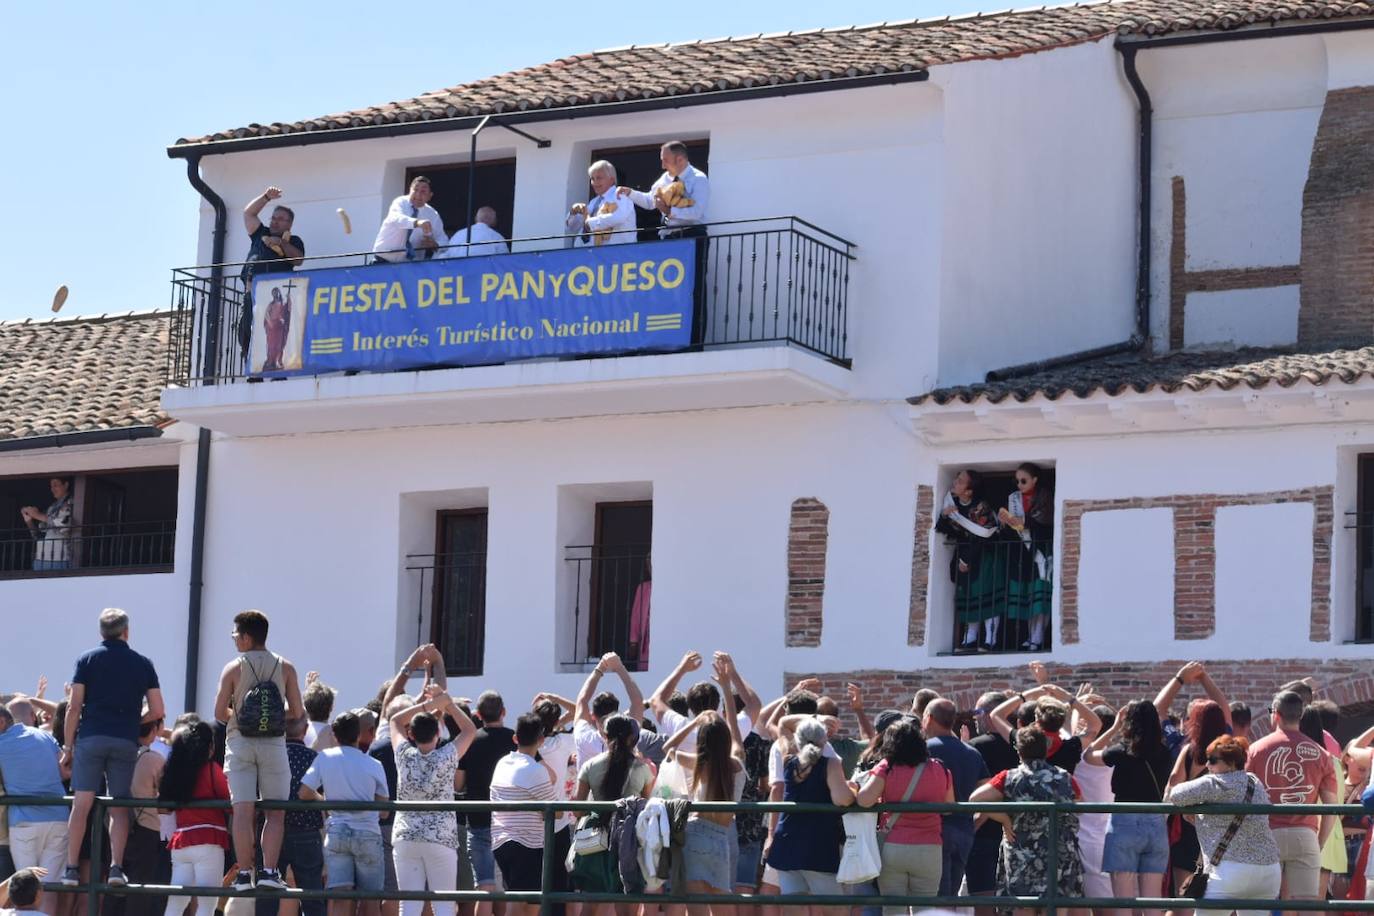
[1300,87,1374,346]
[785,497,829,647]
[787,656,1374,736]
[1058,486,1332,645]
[908,485,934,646]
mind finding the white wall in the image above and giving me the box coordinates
[930,39,1139,384]
[0,433,200,713]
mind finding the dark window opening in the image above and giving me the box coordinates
[429,510,489,677]
[405,161,517,246]
[1355,456,1374,643]
[0,468,177,578]
[938,467,1056,655]
[565,501,652,672]
[588,141,710,241]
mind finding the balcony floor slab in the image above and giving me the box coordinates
[161,345,851,437]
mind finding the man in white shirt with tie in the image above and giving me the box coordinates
[618,140,711,341]
[565,160,638,246]
[442,207,510,258]
[372,176,447,264]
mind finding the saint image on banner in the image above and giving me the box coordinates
[249,276,308,373]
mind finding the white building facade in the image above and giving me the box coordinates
[6,0,1374,730]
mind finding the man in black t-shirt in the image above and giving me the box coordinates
[967,691,1015,906]
[458,692,513,916]
[239,187,306,363]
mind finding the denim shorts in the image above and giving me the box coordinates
[1102,812,1169,874]
[467,826,497,888]
[683,818,737,892]
[325,824,386,890]
[71,735,138,795]
[736,838,763,889]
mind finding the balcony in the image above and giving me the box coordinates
[162,217,855,436]
[0,522,176,579]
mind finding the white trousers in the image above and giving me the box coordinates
[10,820,68,876]
[1205,859,1281,916]
[394,839,458,916]
[165,844,225,916]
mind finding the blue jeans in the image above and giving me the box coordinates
[843,878,881,916]
[939,827,974,896]
[32,559,69,571]
[325,824,385,890]
[258,831,324,916]
[467,826,496,887]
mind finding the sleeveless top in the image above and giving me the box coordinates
[767,756,842,872]
[227,649,286,740]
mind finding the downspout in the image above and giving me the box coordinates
[180,154,227,712]
[984,44,1153,382]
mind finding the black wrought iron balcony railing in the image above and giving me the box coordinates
[0,521,176,578]
[944,537,1054,655]
[563,543,651,671]
[405,550,487,678]
[165,216,854,387]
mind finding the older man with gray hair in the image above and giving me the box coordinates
[0,699,68,886]
[60,608,163,888]
[566,160,637,246]
[443,207,509,258]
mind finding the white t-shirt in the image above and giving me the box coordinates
[573,719,605,770]
[539,731,577,829]
[659,709,753,755]
[768,738,838,785]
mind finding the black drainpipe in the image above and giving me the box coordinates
[985,45,1152,382]
[179,155,227,712]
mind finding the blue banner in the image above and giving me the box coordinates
[248,240,695,375]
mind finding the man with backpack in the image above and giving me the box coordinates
[213,610,304,891]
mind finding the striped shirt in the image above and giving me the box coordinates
[490,751,557,849]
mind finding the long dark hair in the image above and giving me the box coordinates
[1186,701,1229,768]
[692,712,734,802]
[599,714,639,799]
[1121,700,1164,758]
[159,721,214,804]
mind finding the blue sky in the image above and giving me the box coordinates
[0,2,983,322]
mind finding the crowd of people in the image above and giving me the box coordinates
[2,608,1374,916]
[236,139,712,364]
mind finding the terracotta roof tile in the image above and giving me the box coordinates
[910,345,1374,405]
[0,312,172,442]
[174,0,1374,148]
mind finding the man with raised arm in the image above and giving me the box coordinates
[649,651,761,753]
[214,610,305,891]
[572,652,644,769]
[239,187,305,362]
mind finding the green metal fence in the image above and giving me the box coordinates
[10,794,1373,915]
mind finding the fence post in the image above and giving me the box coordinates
[540,807,555,916]
[1045,802,1060,916]
[87,798,104,916]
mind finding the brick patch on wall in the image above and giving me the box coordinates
[1300,87,1374,347]
[1169,176,1300,350]
[787,656,1374,737]
[1059,487,1332,645]
[785,497,829,647]
[908,485,935,646]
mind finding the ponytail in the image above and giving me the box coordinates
[599,714,640,799]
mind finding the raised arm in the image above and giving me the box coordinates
[1083,705,1128,766]
[244,187,281,233]
[1154,662,1202,721]
[1195,665,1232,728]
[650,650,701,720]
[848,683,876,741]
[381,645,433,715]
[990,688,1042,742]
[574,657,609,726]
[535,692,576,730]
[607,653,644,722]
[716,652,762,728]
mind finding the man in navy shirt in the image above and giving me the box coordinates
[238,186,305,362]
[60,608,163,888]
[923,699,990,898]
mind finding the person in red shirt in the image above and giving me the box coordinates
[1245,690,1338,911]
[158,722,230,916]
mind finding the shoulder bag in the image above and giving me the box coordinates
[1179,779,1255,899]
